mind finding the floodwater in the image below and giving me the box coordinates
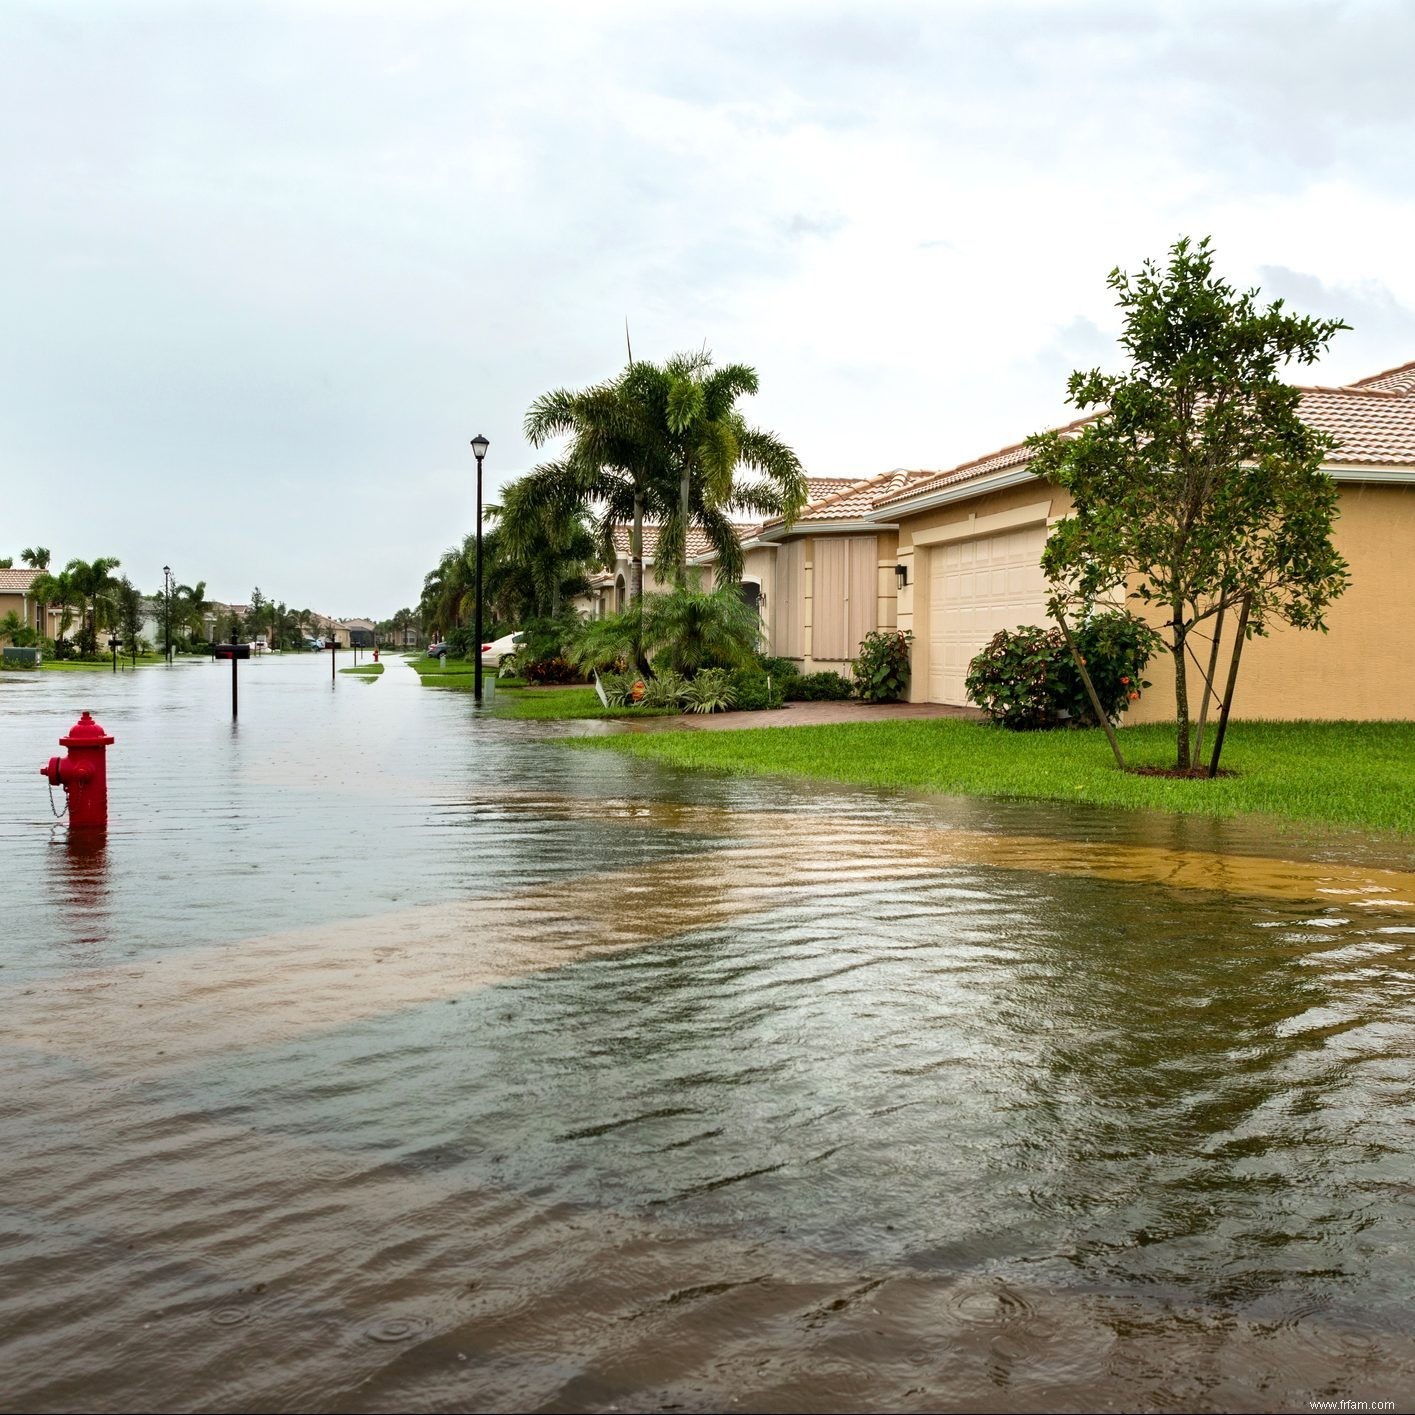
[1,654,1413,1414]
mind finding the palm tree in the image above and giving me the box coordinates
[32,569,75,647]
[620,351,806,586]
[22,547,52,637]
[175,580,210,644]
[491,477,599,620]
[65,556,121,656]
[524,373,668,604]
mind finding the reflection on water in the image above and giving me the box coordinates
[1,655,1414,1412]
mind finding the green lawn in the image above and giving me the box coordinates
[25,655,170,671]
[569,718,1415,836]
[340,662,384,676]
[494,685,677,721]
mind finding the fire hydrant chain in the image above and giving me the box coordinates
[38,711,112,834]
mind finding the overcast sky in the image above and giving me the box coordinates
[4,0,1414,617]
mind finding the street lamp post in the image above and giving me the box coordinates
[163,565,173,664]
[470,434,489,705]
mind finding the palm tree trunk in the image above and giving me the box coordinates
[679,467,691,589]
[630,494,644,602]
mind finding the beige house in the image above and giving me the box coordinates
[715,470,934,671]
[772,358,1415,721]
[0,567,63,640]
[578,478,856,621]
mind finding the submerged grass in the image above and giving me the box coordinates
[570,718,1415,836]
[340,662,384,676]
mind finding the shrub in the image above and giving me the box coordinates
[640,669,687,709]
[756,654,799,679]
[641,586,761,675]
[524,655,578,685]
[681,667,737,713]
[599,670,635,706]
[851,629,913,704]
[568,609,640,674]
[785,671,854,702]
[964,610,1160,730]
[730,669,785,711]
[444,625,477,659]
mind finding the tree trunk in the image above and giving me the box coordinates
[1172,603,1192,770]
[630,494,644,602]
[679,467,691,589]
[1055,607,1127,771]
[1191,602,1226,764]
[1208,595,1252,778]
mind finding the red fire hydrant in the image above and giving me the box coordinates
[373,647,379,662]
[40,711,114,833]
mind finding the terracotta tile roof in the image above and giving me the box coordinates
[1345,359,1415,395]
[0,567,41,593]
[610,523,751,561]
[875,359,1415,510]
[766,466,948,524]
[803,476,859,504]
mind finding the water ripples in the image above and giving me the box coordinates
[2,657,1415,1410]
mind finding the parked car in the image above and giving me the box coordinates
[426,641,449,658]
[482,632,522,668]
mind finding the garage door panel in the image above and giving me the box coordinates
[927,523,1048,705]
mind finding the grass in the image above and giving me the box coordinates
[569,718,1415,837]
[493,684,678,721]
[25,654,170,671]
[340,662,384,676]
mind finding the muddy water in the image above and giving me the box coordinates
[1,655,1413,1413]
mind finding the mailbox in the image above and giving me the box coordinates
[212,643,252,660]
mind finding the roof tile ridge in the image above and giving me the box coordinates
[1344,357,1415,391]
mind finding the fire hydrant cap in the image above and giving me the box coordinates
[60,710,115,747]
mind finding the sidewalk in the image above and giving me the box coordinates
[611,699,984,733]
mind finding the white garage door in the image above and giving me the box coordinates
[927,524,1049,705]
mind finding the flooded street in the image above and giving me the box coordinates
[2,654,1414,1412]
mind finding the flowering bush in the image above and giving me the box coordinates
[964,610,1160,730]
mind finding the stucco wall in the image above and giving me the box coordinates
[1130,481,1415,723]
[893,474,1415,721]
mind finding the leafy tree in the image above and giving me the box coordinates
[0,558,11,569]
[115,576,144,663]
[1028,237,1350,772]
[0,609,28,645]
[21,546,50,570]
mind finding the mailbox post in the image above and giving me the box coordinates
[329,637,337,683]
[213,632,251,718]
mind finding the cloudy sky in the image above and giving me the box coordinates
[4,1,1414,617]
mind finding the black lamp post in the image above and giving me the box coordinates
[163,565,173,663]
[470,433,489,704]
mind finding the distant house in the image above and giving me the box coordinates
[575,478,857,621]
[342,618,376,648]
